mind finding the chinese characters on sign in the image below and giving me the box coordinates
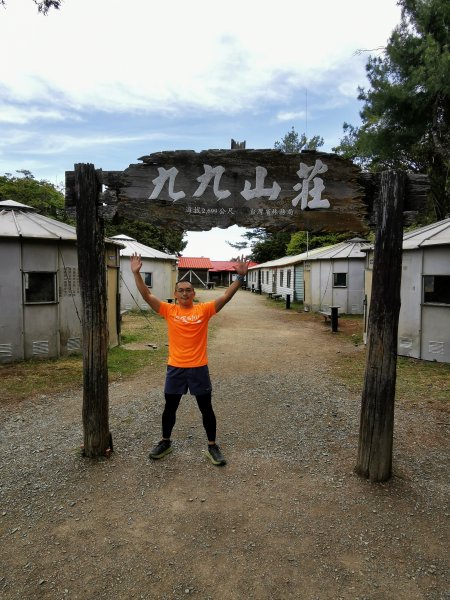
[65,149,369,233]
[184,206,295,217]
[149,159,329,210]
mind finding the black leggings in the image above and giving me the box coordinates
[162,393,217,442]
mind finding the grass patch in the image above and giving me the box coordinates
[336,350,450,405]
[0,355,84,403]
[330,315,450,405]
[285,310,449,407]
[0,310,168,404]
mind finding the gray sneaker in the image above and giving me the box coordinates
[149,439,172,460]
[206,444,227,466]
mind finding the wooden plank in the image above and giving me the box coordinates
[355,170,406,482]
[66,150,368,234]
[65,151,429,234]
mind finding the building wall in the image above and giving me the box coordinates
[120,257,176,310]
[294,264,305,302]
[0,240,24,362]
[58,244,83,355]
[309,258,365,314]
[247,269,259,291]
[22,240,59,360]
[397,251,423,357]
[365,246,450,363]
[0,238,120,363]
[420,246,450,362]
[275,266,295,300]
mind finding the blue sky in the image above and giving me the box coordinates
[0,0,402,259]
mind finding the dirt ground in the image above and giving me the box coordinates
[0,289,449,600]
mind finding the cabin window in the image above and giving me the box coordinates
[142,272,153,288]
[280,270,284,286]
[23,272,57,304]
[423,275,450,305]
[287,269,291,288]
[333,272,347,288]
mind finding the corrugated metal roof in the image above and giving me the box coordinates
[0,200,77,240]
[178,257,213,269]
[307,237,368,260]
[403,218,450,249]
[356,219,450,253]
[110,234,177,260]
[248,245,334,270]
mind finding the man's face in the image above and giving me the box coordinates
[174,283,196,307]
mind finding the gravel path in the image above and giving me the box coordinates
[0,289,448,600]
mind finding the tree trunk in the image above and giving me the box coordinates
[355,171,406,482]
[74,163,111,458]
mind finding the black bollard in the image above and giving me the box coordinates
[286,294,291,309]
[331,306,339,332]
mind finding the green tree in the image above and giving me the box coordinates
[0,170,187,254]
[0,171,69,221]
[274,126,324,153]
[0,0,61,13]
[228,228,291,263]
[333,0,450,220]
[286,231,354,255]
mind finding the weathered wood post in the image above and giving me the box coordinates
[356,171,406,482]
[74,163,112,458]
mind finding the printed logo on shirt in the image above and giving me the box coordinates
[174,315,203,324]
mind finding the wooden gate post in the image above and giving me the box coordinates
[355,171,406,482]
[74,163,112,458]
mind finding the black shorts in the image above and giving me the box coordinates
[164,365,212,396]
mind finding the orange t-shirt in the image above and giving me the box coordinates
[158,301,216,367]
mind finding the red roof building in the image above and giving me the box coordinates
[177,257,258,288]
[177,257,213,288]
[209,260,258,287]
[178,257,213,270]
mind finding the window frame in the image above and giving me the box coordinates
[23,271,57,304]
[142,271,153,288]
[423,274,450,306]
[333,272,347,288]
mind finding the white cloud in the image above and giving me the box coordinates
[0,0,400,114]
[4,131,173,155]
[276,110,307,122]
[0,103,81,124]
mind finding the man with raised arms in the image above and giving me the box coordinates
[130,253,249,466]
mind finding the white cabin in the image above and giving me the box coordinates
[0,200,121,363]
[364,219,450,363]
[111,234,178,311]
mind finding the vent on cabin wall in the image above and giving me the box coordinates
[428,341,445,355]
[0,343,13,359]
[32,340,49,356]
[399,337,413,348]
[67,337,81,351]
